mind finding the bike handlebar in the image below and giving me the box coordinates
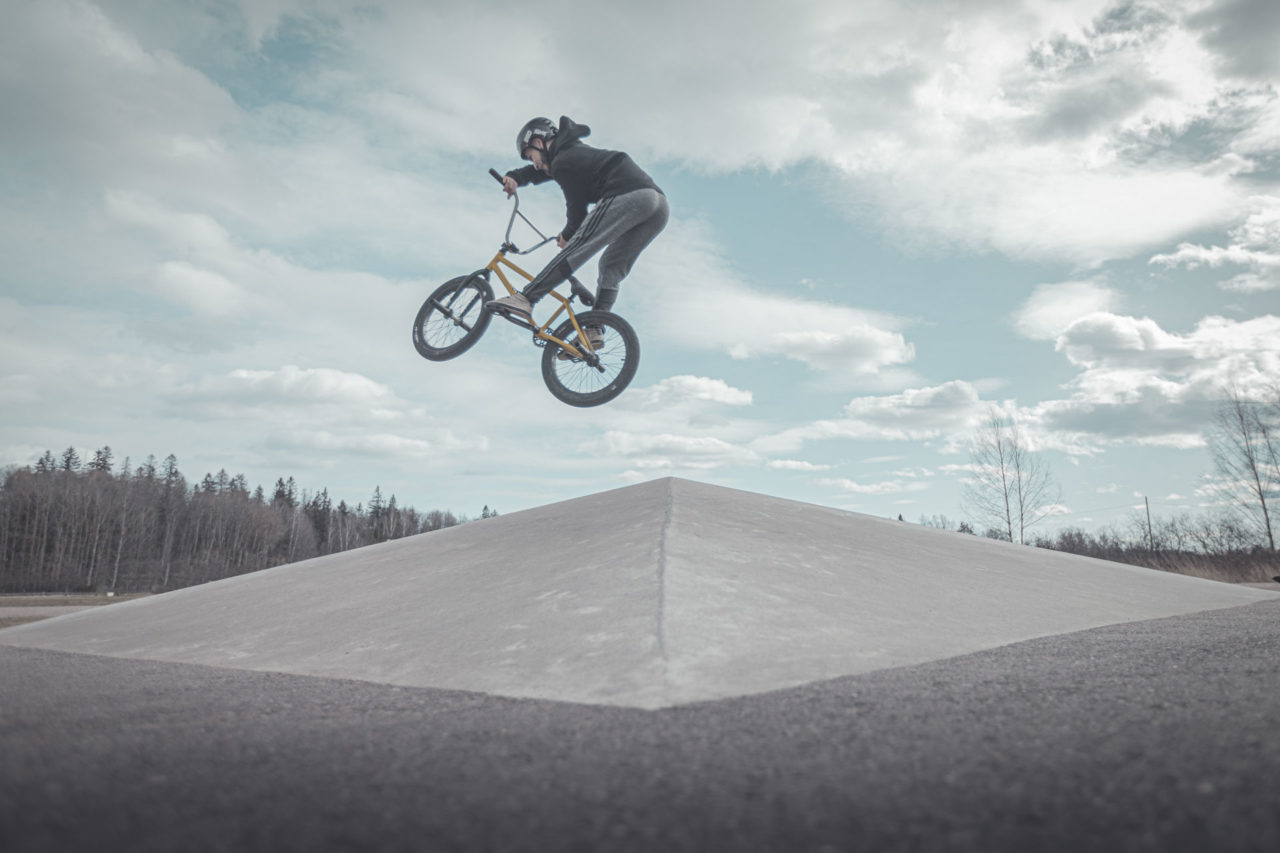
[491,167,552,253]
[485,168,589,303]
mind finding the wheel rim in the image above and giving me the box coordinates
[551,326,629,397]
[422,283,486,350]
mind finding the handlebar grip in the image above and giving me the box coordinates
[489,168,505,184]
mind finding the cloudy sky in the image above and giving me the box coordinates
[2,0,1278,531]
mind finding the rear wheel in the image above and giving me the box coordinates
[541,310,640,407]
[412,274,494,361]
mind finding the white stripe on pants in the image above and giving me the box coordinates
[523,188,669,312]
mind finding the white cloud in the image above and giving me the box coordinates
[168,366,419,430]
[154,262,254,318]
[287,0,1262,266]
[817,477,930,496]
[1188,0,1280,80]
[630,375,752,407]
[0,0,240,191]
[767,459,832,472]
[9,0,1272,291]
[812,0,1251,264]
[638,222,916,379]
[1058,313,1280,385]
[184,365,396,408]
[757,307,1279,461]
[577,374,768,474]
[841,381,986,436]
[1056,314,1193,372]
[1024,312,1280,447]
[1013,280,1122,340]
[264,429,486,460]
[591,431,759,471]
[1136,433,1207,449]
[1149,196,1280,292]
[0,300,185,416]
[755,381,986,454]
[865,163,1239,266]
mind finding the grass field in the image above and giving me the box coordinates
[0,594,148,630]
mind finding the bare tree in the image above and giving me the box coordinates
[1209,386,1278,551]
[961,408,1059,545]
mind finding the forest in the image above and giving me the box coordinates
[0,447,491,594]
[3,414,1276,593]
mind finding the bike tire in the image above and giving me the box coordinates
[541,310,640,407]
[412,274,494,361]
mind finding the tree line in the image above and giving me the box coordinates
[5,384,1275,593]
[937,385,1278,582]
[918,508,1276,582]
[0,447,495,594]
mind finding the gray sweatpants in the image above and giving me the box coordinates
[522,188,669,313]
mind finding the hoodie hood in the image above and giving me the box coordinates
[548,116,590,162]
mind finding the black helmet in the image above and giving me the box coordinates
[517,117,557,160]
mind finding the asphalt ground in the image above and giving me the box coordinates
[3,599,1278,853]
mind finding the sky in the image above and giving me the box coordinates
[2,0,1278,535]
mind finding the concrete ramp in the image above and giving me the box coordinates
[0,478,1268,708]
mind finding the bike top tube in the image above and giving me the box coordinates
[489,167,556,255]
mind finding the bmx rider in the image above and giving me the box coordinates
[488,116,668,348]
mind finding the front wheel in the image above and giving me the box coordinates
[541,310,640,407]
[412,274,494,361]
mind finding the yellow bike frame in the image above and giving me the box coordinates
[486,250,597,360]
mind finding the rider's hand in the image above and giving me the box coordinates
[556,234,567,249]
[502,176,518,197]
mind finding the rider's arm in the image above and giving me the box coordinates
[561,201,587,241]
[549,147,590,240]
[504,165,553,187]
[559,177,589,241]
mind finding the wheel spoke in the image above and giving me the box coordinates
[552,330,627,395]
[414,277,493,361]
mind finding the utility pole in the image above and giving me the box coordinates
[1145,496,1154,552]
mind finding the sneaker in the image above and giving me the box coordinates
[557,325,605,360]
[487,292,533,319]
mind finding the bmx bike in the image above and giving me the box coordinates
[411,169,640,407]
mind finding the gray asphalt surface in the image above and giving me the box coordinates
[3,599,1278,853]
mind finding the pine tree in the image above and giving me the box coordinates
[89,446,114,474]
[35,450,56,474]
[162,454,181,485]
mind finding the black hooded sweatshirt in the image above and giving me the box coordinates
[505,116,662,240]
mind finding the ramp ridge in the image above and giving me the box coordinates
[654,478,675,661]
